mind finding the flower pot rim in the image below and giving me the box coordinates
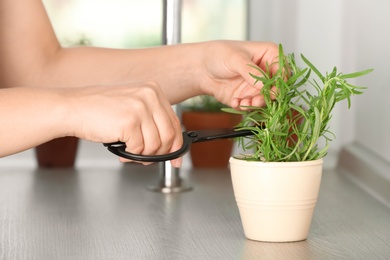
[229,157,323,167]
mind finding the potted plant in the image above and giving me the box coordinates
[181,95,242,168]
[35,136,79,168]
[223,44,372,242]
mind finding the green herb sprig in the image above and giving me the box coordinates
[223,44,373,162]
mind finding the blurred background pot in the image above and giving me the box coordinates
[35,137,79,168]
[229,157,323,242]
[182,95,242,168]
[182,111,241,168]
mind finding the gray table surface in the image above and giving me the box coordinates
[1,162,390,260]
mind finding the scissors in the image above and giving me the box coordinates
[103,128,254,162]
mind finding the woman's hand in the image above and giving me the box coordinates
[63,81,183,167]
[197,41,280,109]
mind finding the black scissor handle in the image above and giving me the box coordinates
[103,128,254,162]
[103,132,193,162]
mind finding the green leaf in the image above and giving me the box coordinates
[221,107,245,115]
[301,54,325,81]
[341,69,374,79]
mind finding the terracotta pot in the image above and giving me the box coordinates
[35,137,79,168]
[229,157,323,242]
[182,111,242,168]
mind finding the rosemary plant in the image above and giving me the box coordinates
[223,44,373,162]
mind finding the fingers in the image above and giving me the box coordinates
[120,83,183,167]
[251,95,266,107]
[230,43,282,109]
[244,61,266,88]
[270,86,279,100]
[142,104,183,167]
[153,106,183,168]
[233,43,279,87]
[257,42,280,76]
[231,95,266,110]
[214,43,278,111]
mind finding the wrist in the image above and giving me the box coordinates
[158,43,206,102]
[191,41,217,96]
[52,88,78,138]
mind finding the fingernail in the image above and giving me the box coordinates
[171,157,182,168]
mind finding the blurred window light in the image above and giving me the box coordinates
[43,0,247,48]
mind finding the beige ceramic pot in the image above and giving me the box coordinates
[229,157,323,242]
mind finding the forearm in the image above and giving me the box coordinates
[0,87,69,157]
[2,41,204,105]
[0,82,185,165]
[0,0,203,104]
[27,44,205,104]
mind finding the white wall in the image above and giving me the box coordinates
[347,0,390,162]
[248,0,390,165]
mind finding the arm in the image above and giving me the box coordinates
[0,0,279,107]
[0,83,183,167]
[0,87,68,156]
[0,0,202,103]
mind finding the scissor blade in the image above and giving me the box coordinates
[190,128,254,143]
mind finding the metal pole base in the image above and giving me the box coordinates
[148,182,192,194]
[149,162,192,193]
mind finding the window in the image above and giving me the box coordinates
[43,0,247,48]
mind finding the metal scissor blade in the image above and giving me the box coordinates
[190,128,254,143]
